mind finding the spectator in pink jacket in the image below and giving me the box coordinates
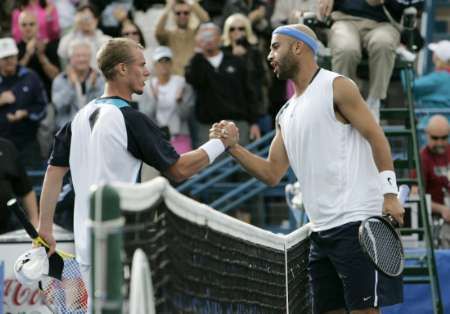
[11,0,60,43]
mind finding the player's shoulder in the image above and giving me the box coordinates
[120,106,160,131]
[275,99,292,127]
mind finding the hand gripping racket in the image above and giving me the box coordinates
[8,198,88,313]
[358,185,410,277]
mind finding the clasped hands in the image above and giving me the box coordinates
[209,120,240,149]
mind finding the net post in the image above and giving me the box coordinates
[90,184,124,314]
[284,243,289,314]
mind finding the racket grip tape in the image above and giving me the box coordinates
[7,198,39,239]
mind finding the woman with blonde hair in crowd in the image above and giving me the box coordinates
[222,13,270,133]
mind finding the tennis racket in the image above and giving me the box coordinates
[358,185,410,277]
[8,198,88,313]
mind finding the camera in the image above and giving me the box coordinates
[235,36,250,48]
[300,12,333,31]
[400,6,423,52]
[402,6,417,30]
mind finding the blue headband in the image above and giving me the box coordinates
[272,26,318,55]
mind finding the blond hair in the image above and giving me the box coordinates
[222,13,257,47]
[96,38,142,81]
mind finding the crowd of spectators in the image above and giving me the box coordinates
[1,0,448,239]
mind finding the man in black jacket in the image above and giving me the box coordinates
[185,22,260,147]
[0,37,47,169]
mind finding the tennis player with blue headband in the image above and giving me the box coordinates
[272,25,319,55]
[212,23,405,314]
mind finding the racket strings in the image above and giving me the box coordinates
[40,258,88,313]
[361,219,403,276]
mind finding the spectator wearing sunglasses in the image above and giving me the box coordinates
[120,20,152,63]
[185,23,260,146]
[222,13,269,133]
[221,0,269,39]
[155,0,210,75]
[420,115,450,248]
[17,10,60,101]
[11,0,60,43]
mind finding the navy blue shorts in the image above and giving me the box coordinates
[308,221,403,313]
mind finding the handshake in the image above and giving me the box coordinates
[209,120,240,149]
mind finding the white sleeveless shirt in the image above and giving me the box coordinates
[278,69,383,231]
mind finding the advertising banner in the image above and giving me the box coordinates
[0,227,74,314]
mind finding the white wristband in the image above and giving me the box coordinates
[379,170,398,195]
[200,139,225,164]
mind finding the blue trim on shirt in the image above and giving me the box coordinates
[94,97,130,108]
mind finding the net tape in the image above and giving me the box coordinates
[109,177,312,314]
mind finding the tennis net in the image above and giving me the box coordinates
[99,177,312,313]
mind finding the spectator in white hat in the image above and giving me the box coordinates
[134,46,194,154]
[413,40,450,107]
[0,37,48,169]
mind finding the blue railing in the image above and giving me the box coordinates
[177,130,276,194]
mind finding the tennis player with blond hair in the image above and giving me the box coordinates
[38,38,237,301]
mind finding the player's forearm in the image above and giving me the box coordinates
[368,131,395,172]
[228,144,279,186]
[22,190,39,228]
[166,149,210,182]
[39,166,67,231]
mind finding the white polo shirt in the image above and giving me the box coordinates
[49,97,179,265]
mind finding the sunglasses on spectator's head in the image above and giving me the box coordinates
[429,134,449,140]
[122,31,139,36]
[175,11,190,16]
[20,22,36,27]
[230,26,245,32]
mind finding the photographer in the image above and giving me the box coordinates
[222,13,269,131]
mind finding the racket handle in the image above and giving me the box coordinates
[7,198,39,239]
[398,185,410,205]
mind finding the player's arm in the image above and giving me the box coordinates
[165,149,214,182]
[21,190,39,228]
[38,165,69,255]
[333,77,394,172]
[227,127,290,186]
[165,124,240,182]
[333,77,404,223]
